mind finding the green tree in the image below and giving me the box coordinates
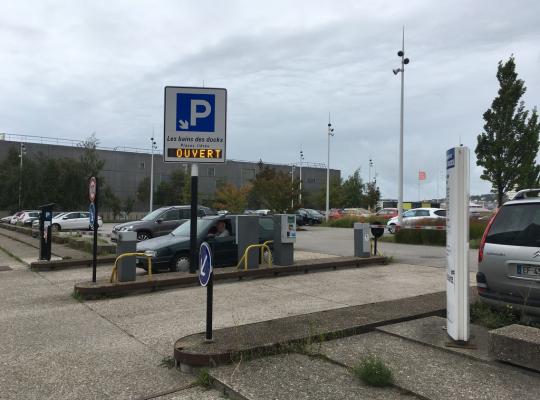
[154,168,190,206]
[250,166,299,212]
[137,177,151,205]
[475,57,540,205]
[316,176,344,209]
[362,182,381,210]
[214,183,251,213]
[342,169,363,207]
[515,109,540,189]
[123,196,135,216]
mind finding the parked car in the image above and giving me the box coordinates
[1,214,15,224]
[112,205,217,242]
[136,215,275,272]
[477,189,540,316]
[328,209,344,220]
[374,208,398,220]
[386,208,446,234]
[51,211,103,231]
[31,212,66,237]
[19,211,40,226]
[298,208,323,225]
[10,211,25,224]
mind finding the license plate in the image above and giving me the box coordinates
[516,264,540,278]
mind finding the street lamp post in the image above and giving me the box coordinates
[299,150,304,206]
[325,116,334,222]
[149,137,157,212]
[392,27,410,226]
[290,164,295,209]
[18,143,26,210]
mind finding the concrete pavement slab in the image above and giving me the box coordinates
[152,386,226,399]
[378,316,493,361]
[212,353,418,400]
[318,331,540,400]
[0,268,193,400]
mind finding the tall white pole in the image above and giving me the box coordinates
[18,143,24,210]
[326,116,332,222]
[299,150,303,205]
[291,164,294,209]
[150,146,154,212]
[398,27,405,226]
[150,135,156,212]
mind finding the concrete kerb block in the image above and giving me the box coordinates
[489,324,540,372]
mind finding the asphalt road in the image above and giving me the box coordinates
[296,226,479,272]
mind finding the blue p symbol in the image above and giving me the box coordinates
[176,94,215,132]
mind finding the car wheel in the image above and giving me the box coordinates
[136,231,151,241]
[52,224,61,232]
[388,224,396,234]
[170,253,190,272]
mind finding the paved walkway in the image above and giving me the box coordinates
[0,227,89,262]
[0,259,465,399]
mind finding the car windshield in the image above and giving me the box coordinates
[141,209,165,221]
[171,219,215,236]
[487,203,540,247]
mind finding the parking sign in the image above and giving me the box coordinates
[164,86,226,163]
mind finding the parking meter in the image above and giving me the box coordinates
[39,203,55,261]
[273,214,296,265]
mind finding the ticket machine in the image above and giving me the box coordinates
[39,203,55,261]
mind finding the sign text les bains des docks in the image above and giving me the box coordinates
[163,86,227,163]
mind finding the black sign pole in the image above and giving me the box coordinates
[92,177,99,283]
[206,272,213,341]
[189,164,198,274]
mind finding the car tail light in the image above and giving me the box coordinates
[478,208,500,263]
[476,272,488,294]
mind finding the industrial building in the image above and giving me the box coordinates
[0,134,340,211]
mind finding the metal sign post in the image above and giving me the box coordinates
[163,86,227,274]
[445,147,470,344]
[199,242,213,341]
[89,176,98,283]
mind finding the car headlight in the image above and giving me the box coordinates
[144,250,157,258]
[120,226,133,231]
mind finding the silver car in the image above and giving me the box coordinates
[477,189,540,316]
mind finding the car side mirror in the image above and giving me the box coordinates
[62,217,68,220]
[156,219,163,224]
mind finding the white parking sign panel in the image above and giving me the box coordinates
[164,86,227,163]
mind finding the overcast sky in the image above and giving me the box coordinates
[1,0,539,198]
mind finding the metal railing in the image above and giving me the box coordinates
[110,252,154,283]
[236,240,273,270]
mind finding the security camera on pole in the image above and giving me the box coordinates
[326,115,334,222]
[299,149,304,205]
[393,27,410,226]
[149,135,157,212]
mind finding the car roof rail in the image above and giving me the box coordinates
[512,188,540,200]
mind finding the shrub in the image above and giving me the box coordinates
[352,355,393,387]
[324,215,385,228]
[395,229,445,246]
[470,301,519,329]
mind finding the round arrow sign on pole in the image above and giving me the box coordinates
[199,242,213,287]
[199,241,213,341]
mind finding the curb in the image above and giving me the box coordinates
[174,290,452,369]
[31,256,117,270]
[74,256,386,299]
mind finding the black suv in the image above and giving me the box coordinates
[112,205,217,241]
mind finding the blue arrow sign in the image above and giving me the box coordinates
[199,242,213,287]
[89,203,96,229]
